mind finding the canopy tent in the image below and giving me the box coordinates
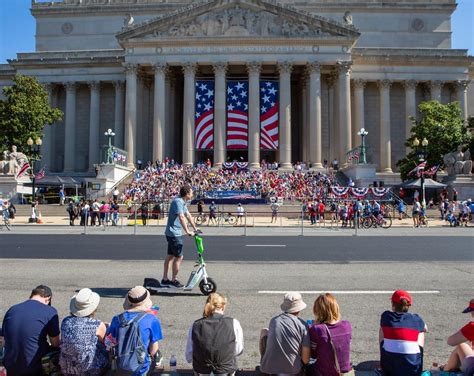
[24,176,81,188]
[401,178,447,189]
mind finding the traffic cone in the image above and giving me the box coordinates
[37,212,44,224]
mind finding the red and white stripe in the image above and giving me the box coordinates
[382,327,421,354]
[260,105,278,150]
[227,110,248,149]
[195,111,214,150]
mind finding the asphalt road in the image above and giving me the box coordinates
[0,234,473,261]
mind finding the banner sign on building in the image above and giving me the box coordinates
[204,190,258,200]
[226,81,249,149]
[260,80,279,150]
[195,80,215,150]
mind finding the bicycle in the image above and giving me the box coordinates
[362,213,392,229]
[195,213,208,225]
[1,212,12,231]
[220,212,236,225]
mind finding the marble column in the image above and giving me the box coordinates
[403,80,417,155]
[338,61,352,166]
[153,63,168,163]
[307,62,323,169]
[247,62,262,170]
[378,80,392,173]
[182,63,197,166]
[165,74,176,159]
[213,62,228,168]
[64,82,76,172]
[124,64,138,168]
[113,81,125,150]
[456,80,470,122]
[301,76,308,164]
[88,81,101,171]
[430,80,442,102]
[353,79,366,149]
[42,83,54,172]
[278,62,293,170]
[327,76,337,162]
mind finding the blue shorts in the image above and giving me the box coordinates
[166,236,183,257]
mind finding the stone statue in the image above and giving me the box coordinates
[443,146,473,176]
[124,13,134,27]
[343,11,353,26]
[1,146,28,176]
[0,150,8,174]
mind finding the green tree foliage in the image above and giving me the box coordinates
[0,75,63,159]
[397,100,471,181]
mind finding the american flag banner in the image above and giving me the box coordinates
[35,167,45,181]
[226,81,249,149]
[260,81,279,150]
[195,80,215,150]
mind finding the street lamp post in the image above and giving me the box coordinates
[104,128,115,164]
[27,137,42,222]
[412,137,429,207]
[357,128,368,164]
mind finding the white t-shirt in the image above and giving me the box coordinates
[236,206,245,216]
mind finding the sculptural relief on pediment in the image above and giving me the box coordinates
[141,5,334,39]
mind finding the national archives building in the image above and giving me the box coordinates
[0,0,473,177]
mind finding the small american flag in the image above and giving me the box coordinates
[35,167,45,180]
[195,81,215,150]
[226,81,249,149]
[16,162,31,179]
[260,81,279,150]
[408,161,427,177]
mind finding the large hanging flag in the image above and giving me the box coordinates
[195,80,215,150]
[226,81,249,149]
[260,81,279,150]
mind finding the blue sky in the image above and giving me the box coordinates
[0,0,473,63]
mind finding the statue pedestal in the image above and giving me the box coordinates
[443,174,474,200]
[341,164,377,187]
[84,163,133,199]
[0,175,32,203]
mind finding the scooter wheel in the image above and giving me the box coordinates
[199,278,217,295]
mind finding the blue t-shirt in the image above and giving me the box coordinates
[380,311,425,376]
[107,312,163,376]
[165,197,188,237]
[2,299,60,375]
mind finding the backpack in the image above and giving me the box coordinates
[115,312,148,374]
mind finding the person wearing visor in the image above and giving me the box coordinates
[441,299,474,375]
[1,285,60,376]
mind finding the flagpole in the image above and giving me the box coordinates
[27,137,42,222]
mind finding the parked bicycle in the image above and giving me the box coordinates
[362,213,392,229]
[220,212,236,225]
[195,213,208,225]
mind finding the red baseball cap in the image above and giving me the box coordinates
[391,290,412,305]
[462,299,474,314]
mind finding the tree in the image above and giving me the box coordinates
[0,74,63,160]
[397,100,471,181]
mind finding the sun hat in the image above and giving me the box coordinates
[123,286,153,312]
[280,292,307,314]
[391,290,412,305]
[70,288,100,317]
[462,299,474,314]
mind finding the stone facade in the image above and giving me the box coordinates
[0,0,472,175]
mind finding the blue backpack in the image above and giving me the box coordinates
[116,312,148,374]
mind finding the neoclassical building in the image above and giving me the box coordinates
[0,0,472,177]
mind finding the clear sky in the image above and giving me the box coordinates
[0,0,473,63]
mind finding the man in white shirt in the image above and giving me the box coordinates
[235,203,245,226]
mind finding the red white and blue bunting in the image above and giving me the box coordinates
[223,162,249,169]
[371,187,390,197]
[351,187,369,198]
[331,186,350,197]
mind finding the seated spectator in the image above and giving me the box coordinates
[379,290,427,376]
[1,285,60,376]
[260,292,310,375]
[442,299,474,375]
[308,293,353,376]
[185,293,243,374]
[59,288,109,375]
[107,286,163,376]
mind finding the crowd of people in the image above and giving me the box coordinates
[121,161,336,204]
[1,286,473,376]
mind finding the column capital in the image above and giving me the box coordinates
[306,61,321,75]
[182,62,198,76]
[377,79,393,90]
[352,79,367,89]
[246,61,262,75]
[403,80,417,90]
[113,80,125,91]
[277,61,293,75]
[87,81,101,91]
[430,80,443,89]
[64,82,76,91]
[455,80,470,92]
[153,63,169,75]
[337,60,353,75]
[124,63,138,75]
[212,62,228,75]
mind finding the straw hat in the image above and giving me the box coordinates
[70,288,100,318]
[280,292,307,314]
[123,286,153,312]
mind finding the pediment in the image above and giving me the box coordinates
[117,0,360,41]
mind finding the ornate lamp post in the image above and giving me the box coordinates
[357,128,368,164]
[27,137,42,203]
[412,137,429,206]
[104,128,115,164]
